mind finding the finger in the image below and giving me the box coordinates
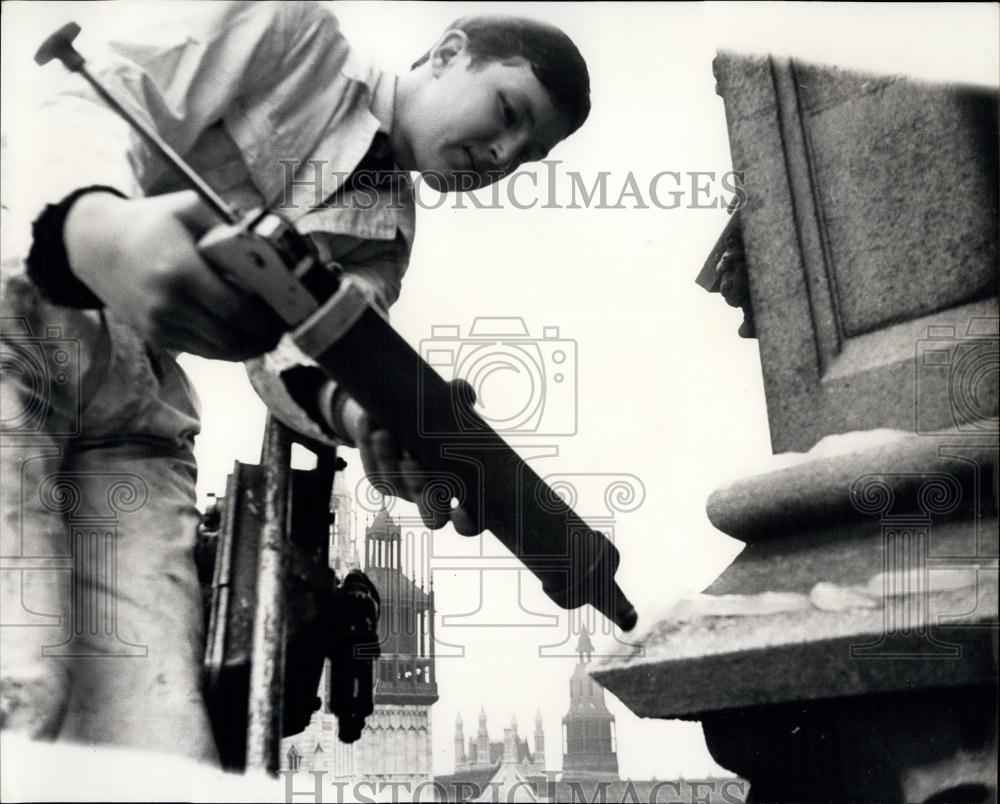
[450,504,481,537]
[167,190,226,237]
[162,204,283,347]
[357,418,389,496]
[184,288,285,356]
[451,378,477,407]
[143,313,227,359]
[152,302,270,362]
[397,453,428,516]
[400,453,449,530]
[176,252,255,323]
[371,430,409,501]
[240,298,286,353]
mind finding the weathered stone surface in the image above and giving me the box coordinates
[593,525,996,716]
[700,687,997,803]
[595,425,998,708]
[715,53,999,453]
[706,429,997,544]
[794,65,998,337]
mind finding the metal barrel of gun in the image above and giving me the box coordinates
[304,304,639,632]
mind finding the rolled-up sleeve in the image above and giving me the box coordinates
[316,231,410,314]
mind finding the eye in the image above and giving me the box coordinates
[499,95,517,127]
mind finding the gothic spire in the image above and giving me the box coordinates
[576,627,595,663]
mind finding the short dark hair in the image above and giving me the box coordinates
[412,16,591,136]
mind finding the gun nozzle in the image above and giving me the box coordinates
[597,582,638,632]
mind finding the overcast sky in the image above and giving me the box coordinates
[3,0,998,786]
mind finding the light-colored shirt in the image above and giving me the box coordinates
[15,0,416,445]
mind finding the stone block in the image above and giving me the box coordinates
[715,54,999,453]
[594,432,997,719]
[595,429,997,800]
[602,54,1000,802]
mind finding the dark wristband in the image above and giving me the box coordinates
[26,186,126,309]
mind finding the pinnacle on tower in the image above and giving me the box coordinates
[454,712,467,769]
[476,705,489,754]
[502,720,517,763]
[563,628,619,780]
[575,627,595,663]
[534,710,546,767]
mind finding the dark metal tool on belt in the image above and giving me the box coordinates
[195,427,380,771]
[38,20,639,773]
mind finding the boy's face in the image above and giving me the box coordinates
[397,34,572,192]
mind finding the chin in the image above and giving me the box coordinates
[420,171,450,193]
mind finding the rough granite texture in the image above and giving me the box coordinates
[593,512,997,716]
[706,429,997,543]
[795,63,998,337]
[715,54,999,453]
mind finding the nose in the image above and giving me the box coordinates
[488,130,530,172]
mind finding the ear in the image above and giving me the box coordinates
[430,29,469,77]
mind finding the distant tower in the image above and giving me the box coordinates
[451,707,548,781]
[356,501,437,784]
[534,709,546,769]
[477,704,490,758]
[561,628,619,780]
[455,712,466,770]
[281,498,436,785]
[330,471,359,573]
[502,714,518,762]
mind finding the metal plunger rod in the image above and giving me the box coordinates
[245,417,293,773]
[34,22,238,224]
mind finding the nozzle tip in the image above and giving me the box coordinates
[596,582,638,632]
[616,605,638,632]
